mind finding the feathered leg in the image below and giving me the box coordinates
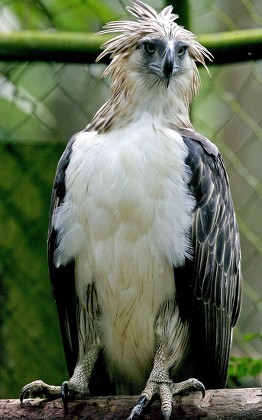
[128,301,205,419]
[20,286,101,407]
[128,341,205,419]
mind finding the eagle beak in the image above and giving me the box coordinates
[162,47,177,88]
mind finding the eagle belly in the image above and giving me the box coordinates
[54,116,195,393]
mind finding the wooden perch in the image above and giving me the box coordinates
[0,388,261,419]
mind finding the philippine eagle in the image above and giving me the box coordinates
[21,1,242,418]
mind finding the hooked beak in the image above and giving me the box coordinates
[162,47,177,88]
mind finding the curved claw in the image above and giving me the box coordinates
[198,381,206,398]
[61,382,69,414]
[127,395,149,419]
[60,380,90,413]
[176,378,206,398]
[20,385,30,403]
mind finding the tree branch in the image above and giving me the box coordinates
[0,388,261,419]
[0,28,261,65]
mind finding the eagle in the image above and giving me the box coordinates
[20,1,242,418]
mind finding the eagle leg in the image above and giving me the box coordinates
[128,342,205,420]
[60,343,100,405]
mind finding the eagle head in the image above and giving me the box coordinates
[89,0,213,132]
[96,0,212,95]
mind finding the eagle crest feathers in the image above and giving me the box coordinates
[96,0,212,74]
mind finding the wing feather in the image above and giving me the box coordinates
[175,135,242,388]
[47,136,78,376]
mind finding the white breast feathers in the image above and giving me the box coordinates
[53,112,195,391]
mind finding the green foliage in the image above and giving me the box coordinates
[229,333,262,382]
[229,356,262,380]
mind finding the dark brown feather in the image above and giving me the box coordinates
[174,134,241,388]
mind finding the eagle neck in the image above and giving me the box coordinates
[86,59,196,133]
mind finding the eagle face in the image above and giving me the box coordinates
[137,37,189,87]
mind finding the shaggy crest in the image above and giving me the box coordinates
[96,0,213,75]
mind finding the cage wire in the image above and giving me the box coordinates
[0,0,261,397]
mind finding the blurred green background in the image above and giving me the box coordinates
[0,0,261,397]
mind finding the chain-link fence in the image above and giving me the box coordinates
[0,0,261,398]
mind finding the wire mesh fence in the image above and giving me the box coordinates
[0,0,261,398]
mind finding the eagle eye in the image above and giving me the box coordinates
[143,42,156,56]
[177,45,188,58]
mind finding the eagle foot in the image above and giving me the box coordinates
[20,380,61,402]
[127,377,205,420]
